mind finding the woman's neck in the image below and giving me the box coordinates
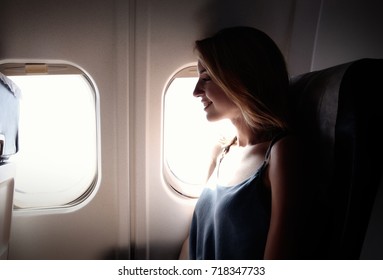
[231,118,270,147]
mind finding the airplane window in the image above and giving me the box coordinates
[163,66,234,198]
[0,63,100,210]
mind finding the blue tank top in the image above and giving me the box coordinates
[189,134,284,260]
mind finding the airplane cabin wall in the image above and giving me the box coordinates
[0,0,381,259]
[311,0,383,71]
[0,0,125,259]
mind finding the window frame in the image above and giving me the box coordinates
[0,61,101,212]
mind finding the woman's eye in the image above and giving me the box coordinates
[201,76,211,82]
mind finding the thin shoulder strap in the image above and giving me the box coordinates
[264,131,288,163]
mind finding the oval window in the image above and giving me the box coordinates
[0,62,100,210]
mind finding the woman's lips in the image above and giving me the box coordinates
[203,101,213,110]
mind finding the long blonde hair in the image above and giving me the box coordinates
[195,26,290,136]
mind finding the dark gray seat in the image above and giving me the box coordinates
[289,58,383,259]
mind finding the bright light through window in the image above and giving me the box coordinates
[8,73,99,209]
[163,66,234,197]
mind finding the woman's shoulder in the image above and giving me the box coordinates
[265,133,304,185]
[270,132,302,155]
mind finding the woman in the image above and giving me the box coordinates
[180,26,307,260]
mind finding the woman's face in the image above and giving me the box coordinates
[193,60,240,122]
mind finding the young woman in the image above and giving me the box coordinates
[180,26,308,260]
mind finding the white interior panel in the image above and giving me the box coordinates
[1,0,121,259]
[312,0,383,70]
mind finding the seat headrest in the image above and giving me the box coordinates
[0,74,20,161]
[289,58,383,259]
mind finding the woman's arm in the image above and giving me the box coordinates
[179,236,190,260]
[263,135,306,259]
[205,141,224,181]
[178,141,222,260]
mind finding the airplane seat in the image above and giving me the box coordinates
[0,164,15,260]
[289,58,383,259]
[360,172,383,259]
[0,74,20,260]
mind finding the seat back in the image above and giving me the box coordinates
[289,58,383,259]
[0,73,20,162]
[0,73,19,259]
[0,164,15,260]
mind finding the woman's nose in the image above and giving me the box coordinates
[193,80,204,97]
